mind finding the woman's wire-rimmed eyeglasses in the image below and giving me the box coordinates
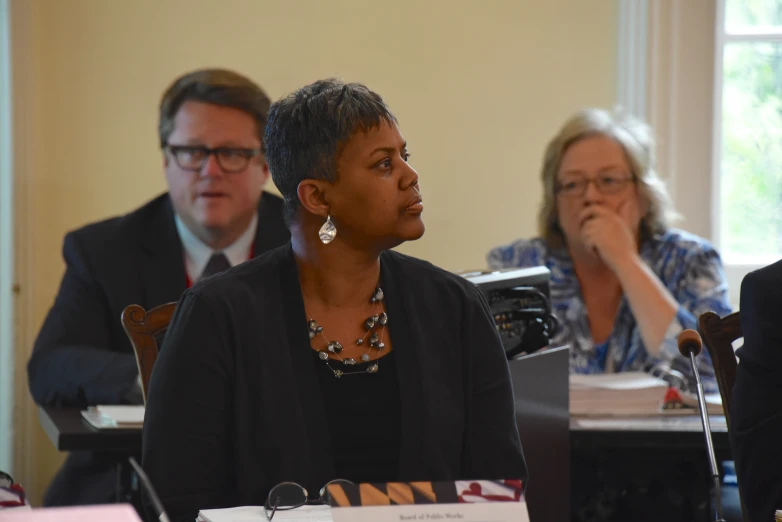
[555,173,635,198]
[264,479,355,520]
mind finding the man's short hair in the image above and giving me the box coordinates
[158,69,271,148]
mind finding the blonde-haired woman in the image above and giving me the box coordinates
[488,108,731,393]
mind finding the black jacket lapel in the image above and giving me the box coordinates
[138,196,188,308]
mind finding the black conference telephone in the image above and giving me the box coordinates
[460,267,558,360]
[488,285,559,360]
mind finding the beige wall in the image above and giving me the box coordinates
[11,0,617,504]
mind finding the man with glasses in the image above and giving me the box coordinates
[27,69,289,507]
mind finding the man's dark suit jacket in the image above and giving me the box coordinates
[732,259,782,522]
[142,243,527,522]
[27,191,289,506]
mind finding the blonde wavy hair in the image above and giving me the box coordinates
[538,108,679,249]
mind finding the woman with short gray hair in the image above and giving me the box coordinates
[488,108,731,393]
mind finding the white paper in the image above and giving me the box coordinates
[680,392,723,405]
[94,405,145,424]
[330,502,528,522]
[198,505,332,522]
[0,504,142,521]
[569,372,668,390]
[575,415,727,431]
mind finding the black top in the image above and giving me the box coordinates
[313,349,402,484]
[142,242,527,522]
[732,258,782,522]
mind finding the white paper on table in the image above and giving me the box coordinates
[569,372,668,390]
[330,502,528,522]
[197,504,332,522]
[80,405,145,429]
[94,405,145,424]
[0,504,141,521]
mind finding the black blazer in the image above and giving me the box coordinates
[29,191,288,407]
[27,191,289,505]
[732,259,782,522]
[142,243,527,522]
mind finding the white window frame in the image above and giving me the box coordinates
[712,0,782,304]
[617,0,649,121]
[617,0,778,310]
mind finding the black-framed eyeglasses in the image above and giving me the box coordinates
[555,173,635,198]
[164,144,261,174]
[264,479,355,520]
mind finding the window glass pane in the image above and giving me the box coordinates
[721,42,782,260]
[726,0,782,30]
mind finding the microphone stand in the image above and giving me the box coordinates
[686,349,727,522]
[128,457,171,522]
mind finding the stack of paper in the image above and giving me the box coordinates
[81,405,145,429]
[667,390,724,415]
[570,372,669,415]
[197,505,332,522]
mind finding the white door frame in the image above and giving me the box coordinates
[0,0,15,475]
[6,0,38,497]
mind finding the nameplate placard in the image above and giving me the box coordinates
[328,480,529,522]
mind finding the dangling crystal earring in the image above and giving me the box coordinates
[318,214,337,244]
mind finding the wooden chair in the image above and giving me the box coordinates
[697,310,745,520]
[121,302,177,404]
[697,311,741,431]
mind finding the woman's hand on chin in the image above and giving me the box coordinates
[578,201,639,274]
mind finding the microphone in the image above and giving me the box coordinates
[677,329,727,522]
[128,457,171,522]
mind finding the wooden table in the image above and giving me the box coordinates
[39,407,732,520]
[39,407,731,461]
[571,414,731,451]
[570,414,733,522]
[38,407,142,453]
[38,406,142,503]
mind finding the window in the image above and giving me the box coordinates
[618,1,782,306]
[715,0,782,266]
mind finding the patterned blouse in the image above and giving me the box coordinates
[487,229,732,394]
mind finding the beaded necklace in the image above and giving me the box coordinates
[306,287,387,378]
